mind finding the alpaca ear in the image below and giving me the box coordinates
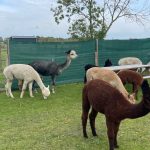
[47,85,49,89]
[65,50,71,54]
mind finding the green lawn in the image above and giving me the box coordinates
[0,82,150,150]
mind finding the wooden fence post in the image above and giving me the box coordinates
[95,39,99,66]
[0,44,2,71]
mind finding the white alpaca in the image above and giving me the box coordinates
[3,64,50,99]
[118,57,144,72]
[118,57,142,65]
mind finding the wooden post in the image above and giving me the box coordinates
[95,39,99,66]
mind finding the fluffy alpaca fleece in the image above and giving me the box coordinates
[82,79,150,150]
[118,57,143,72]
[86,67,135,103]
[3,64,50,99]
[118,57,142,65]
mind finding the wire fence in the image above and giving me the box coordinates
[1,37,150,90]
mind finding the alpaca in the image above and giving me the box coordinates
[29,50,77,93]
[117,69,143,98]
[84,59,112,83]
[118,57,142,66]
[82,79,150,150]
[84,64,98,83]
[3,64,50,99]
[104,59,113,67]
[118,57,143,72]
[86,67,135,103]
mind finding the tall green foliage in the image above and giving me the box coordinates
[51,0,107,40]
[51,0,150,40]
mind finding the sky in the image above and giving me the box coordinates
[0,0,150,39]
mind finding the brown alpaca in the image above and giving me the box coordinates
[117,69,143,98]
[82,79,150,150]
[86,67,135,103]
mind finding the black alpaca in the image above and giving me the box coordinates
[104,59,113,67]
[29,50,77,93]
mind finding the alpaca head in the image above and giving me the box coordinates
[42,85,50,99]
[65,50,78,59]
[104,59,112,67]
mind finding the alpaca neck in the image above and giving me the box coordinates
[58,56,71,73]
[122,101,149,119]
[34,75,45,90]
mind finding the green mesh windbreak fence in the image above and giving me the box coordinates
[9,39,95,89]
[8,38,150,89]
[98,38,150,66]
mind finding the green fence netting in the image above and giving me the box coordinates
[9,39,96,89]
[98,38,150,66]
[8,38,150,89]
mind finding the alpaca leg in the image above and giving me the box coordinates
[82,92,90,138]
[7,80,14,98]
[32,80,38,93]
[106,118,115,150]
[5,82,9,97]
[114,122,120,148]
[20,81,28,98]
[18,80,23,91]
[52,86,55,94]
[89,108,98,136]
[28,82,34,97]
[51,76,56,94]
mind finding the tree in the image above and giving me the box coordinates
[51,0,150,40]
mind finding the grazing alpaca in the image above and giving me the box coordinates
[118,57,142,65]
[118,57,143,72]
[117,69,143,98]
[82,79,150,150]
[86,67,135,103]
[84,59,112,83]
[29,50,77,93]
[3,64,50,99]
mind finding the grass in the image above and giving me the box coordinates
[0,82,150,150]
